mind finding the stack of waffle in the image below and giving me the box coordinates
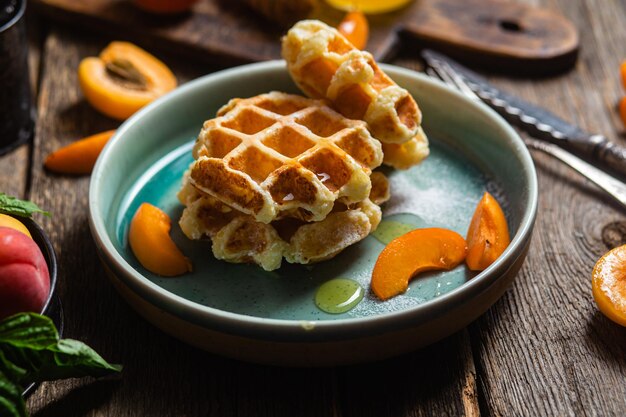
[178,20,428,271]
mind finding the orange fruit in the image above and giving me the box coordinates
[466,192,510,271]
[592,245,626,327]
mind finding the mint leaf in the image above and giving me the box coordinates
[0,194,50,218]
[0,314,122,417]
[0,313,121,386]
[0,369,26,417]
[0,350,27,383]
[0,314,58,349]
[29,339,122,382]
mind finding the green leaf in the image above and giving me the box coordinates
[0,314,58,350]
[29,339,122,382]
[0,350,27,383]
[0,194,50,218]
[0,313,121,385]
[0,369,26,417]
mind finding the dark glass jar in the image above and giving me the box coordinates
[0,0,34,155]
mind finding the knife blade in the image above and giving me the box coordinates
[421,49,626,178]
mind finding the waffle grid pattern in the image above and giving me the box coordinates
[190,92,383,224]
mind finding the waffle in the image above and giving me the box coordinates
[382,127,430,170]
[178,171,390,271]
[189,92,383,224]
[282,20,423,145]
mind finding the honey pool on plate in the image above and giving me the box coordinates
[115,135,500,320]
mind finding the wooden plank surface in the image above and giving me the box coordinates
[31,0,579,75]
[4,0,624,416]
[468,0,626,415]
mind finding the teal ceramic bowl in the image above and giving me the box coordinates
[89,61,537,366]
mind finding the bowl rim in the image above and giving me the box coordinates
[89,60,538,340]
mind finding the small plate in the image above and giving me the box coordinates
[89,61,537,366]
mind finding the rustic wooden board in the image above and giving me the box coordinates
[10,0,626,415]
[31,0,578,75]
[467,0,626,414]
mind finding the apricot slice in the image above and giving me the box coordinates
[78,42,177,120]
[129,203,191,277]
[592,245,626,327]
[371,228,467,300]
[45,130,116,175]
[0,214,31,238]
[337,11,369,50]
[466,192,510,271]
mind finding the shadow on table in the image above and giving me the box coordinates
[585,310,626,367]
[32,379,119,417]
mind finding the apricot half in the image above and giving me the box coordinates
[371,228,467,300]
[466,192,510,271]
[0,213,31,238]
[78,42,177,120]
[45,130,116,175]
[129,203,191,277]
[592,245,626,327]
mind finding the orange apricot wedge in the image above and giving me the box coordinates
[129,203,192,277]
[621,61,626,91]
[371,228,467,300]
[592,245,626,327]
[78,42,177,120]
[0,213,31,238]
[466,192,510,271]
[44,130,116,175]
[337,11,369,50]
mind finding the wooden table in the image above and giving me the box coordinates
[2,0,625,415]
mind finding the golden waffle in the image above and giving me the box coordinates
[282,20,423,145]
[189,92,383,224]
[382,127,430,170]
[178,171,390,271]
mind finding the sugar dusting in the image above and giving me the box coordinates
[384,170,481,231]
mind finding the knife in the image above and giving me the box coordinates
[421,49,626,178]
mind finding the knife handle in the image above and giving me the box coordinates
[586,136,626,179]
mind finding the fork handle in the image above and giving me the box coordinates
[525,138,626,209]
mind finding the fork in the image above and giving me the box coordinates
[425,62,626,210]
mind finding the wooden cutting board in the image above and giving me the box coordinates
[30,0,579,75]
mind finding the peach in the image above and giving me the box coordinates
[0,227,50,319]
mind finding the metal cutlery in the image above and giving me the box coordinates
[425,57,626,210]
[422,49,626,179]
